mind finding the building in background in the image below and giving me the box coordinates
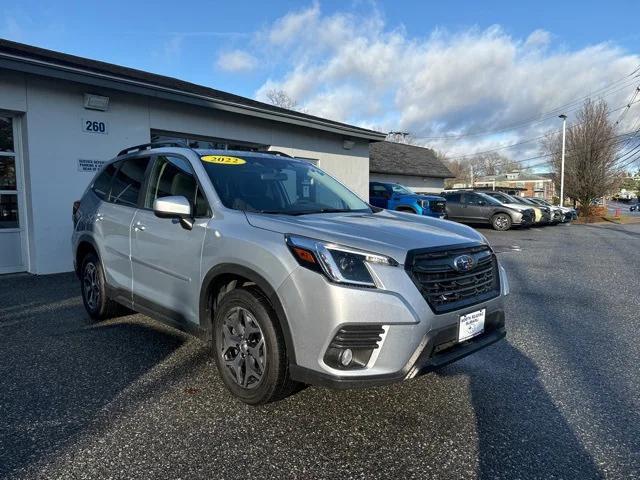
[369,141,454,193]
[0,39,385,274]
[474,171,555,200]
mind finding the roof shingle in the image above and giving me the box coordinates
[369,141,454,178]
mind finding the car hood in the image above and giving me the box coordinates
[245,209,485,264]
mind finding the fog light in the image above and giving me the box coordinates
[339,348,353,366]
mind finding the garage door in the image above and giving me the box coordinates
[0,116,25,273]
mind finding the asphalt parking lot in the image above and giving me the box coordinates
[1,222,639,480]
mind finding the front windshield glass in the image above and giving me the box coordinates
[505,194,528,205]
[391,184,413,195]
[200,154,371,215]
[477,192,503,206]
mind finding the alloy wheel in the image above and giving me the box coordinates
[221,307,266,389]
[83,263,100,310]
[495,215,509,230]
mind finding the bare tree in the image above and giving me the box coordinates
[444,158,472,188]
[543,99,621,216]
[468,152,518,177]
[265,89,300,111]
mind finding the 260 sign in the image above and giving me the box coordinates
[82,119,108,135]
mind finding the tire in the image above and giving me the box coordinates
[491,213,512,231]
[80,252,125,320]
[212,287,300,405]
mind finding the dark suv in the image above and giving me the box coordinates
[441,191,534,231]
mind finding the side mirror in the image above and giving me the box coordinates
[153,196,194,230]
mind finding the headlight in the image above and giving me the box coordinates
[285,234,398,287]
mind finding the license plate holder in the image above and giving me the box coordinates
[458,308,486,342]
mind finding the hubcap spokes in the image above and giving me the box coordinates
[221,307,266,389]
[83,263,100,310]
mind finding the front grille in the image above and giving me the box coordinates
[406,244,500,314]
[429,200,446,214]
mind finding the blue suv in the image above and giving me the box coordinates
[369,182,447,218]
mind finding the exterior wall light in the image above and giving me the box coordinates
[83,93,110,111]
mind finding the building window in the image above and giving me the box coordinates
[151,130,268,152]
[0,117,18,229]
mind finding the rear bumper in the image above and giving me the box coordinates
[290,311,506,389]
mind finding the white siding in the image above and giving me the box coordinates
[369,173,445,194]
[0,74,371,274]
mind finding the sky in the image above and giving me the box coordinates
[2,0,640,168]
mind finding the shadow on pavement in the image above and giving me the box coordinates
[458,342,604,479]
[0,273,187,479]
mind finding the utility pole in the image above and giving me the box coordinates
[559,114,567,207]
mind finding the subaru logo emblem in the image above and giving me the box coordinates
[453,254,475,272]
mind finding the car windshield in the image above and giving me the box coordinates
[391,184,413,195]
[504,194,528,205]
[476,192,503,205]
[200,154,372,215]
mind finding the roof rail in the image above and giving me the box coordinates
[117,141,188,157]
[259,150,292,158]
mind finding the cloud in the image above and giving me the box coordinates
[163,35,183,60]
[216,49,258,72]
[1,15,24,40]
[248,4,639,162]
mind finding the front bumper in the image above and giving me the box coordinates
[290,313,506,389]
[278,260,508,388]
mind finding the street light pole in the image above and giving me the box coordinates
[559,114,567,207]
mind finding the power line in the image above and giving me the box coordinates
[443,99,640,161]
[421,69,640,140]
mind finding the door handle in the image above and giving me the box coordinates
[133,221,146,232]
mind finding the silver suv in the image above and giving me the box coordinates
[72,143,509,404]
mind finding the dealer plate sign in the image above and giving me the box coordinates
[458,308,485,342]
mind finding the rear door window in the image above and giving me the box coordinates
[109,157,150,207]
[92,163,118,200]
[444,192,461,203]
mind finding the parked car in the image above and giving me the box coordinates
[483,191,551,225]
[369,181,447,218]
[526,197,576,222]
[524,197,563,223]
[440,190,533,230]
[72,143,508,404]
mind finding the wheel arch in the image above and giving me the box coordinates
[199,264,296,364]
[74,234,100,277]
[395,205,418,214]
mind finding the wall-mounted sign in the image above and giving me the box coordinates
[82,118,108,135]
[78,159,106,172]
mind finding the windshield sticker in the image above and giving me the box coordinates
[201,155,246,165]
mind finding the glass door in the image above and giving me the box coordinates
[0,116,25,273]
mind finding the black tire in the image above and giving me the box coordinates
[491,213,512,231]
[80,252,125,320]
[212,287,300,405]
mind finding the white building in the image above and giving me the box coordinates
[0,39,384,275]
